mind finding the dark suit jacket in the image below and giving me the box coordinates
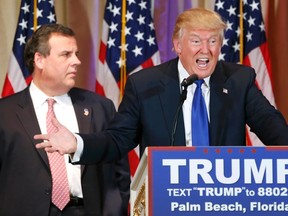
[79,58,288,164]
[0,87,130,216]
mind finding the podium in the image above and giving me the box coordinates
[130,146,288,216]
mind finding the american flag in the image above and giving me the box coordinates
[97,0,161,177]
[215,0,275,146]
[2,0,56,97]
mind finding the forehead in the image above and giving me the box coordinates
[48,34,77,47]
[48,34,78,52]
[185,29,221,38]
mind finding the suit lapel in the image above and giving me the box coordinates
[210,61,231,146]
[159,58,186,146]
[69,90,92,174]
[72,102,92,134]
[16,88,50,170]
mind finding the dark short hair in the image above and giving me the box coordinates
[24,23,75,73]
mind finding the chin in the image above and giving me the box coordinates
[67,80,76,86]
[63,83,75,92]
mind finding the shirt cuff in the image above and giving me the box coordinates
[70,134,84,162]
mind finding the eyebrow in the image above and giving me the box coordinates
[58,50,79,55]
[188,33,219,39]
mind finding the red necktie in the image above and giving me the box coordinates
[192,80,210,146]
[46,98,70,210]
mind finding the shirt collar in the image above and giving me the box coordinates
[29,81,70,108]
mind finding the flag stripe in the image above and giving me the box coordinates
[1,76,15,97]
[249,47,276,106]
[97,62,121,108]
[6,54,27,93]
[98,41,107,64]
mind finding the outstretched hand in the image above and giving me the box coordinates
[34,117,77,155]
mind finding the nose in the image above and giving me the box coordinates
[200,41,209,53]
[73,54,81,65]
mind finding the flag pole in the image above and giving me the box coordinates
[33,0,38,31]
[239,0,244,64]
[120,0,127,101]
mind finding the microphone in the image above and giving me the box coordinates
[171,74,199,146]
[181,74,199,88]
[180,74,199,102]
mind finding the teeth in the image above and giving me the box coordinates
[197,58,209,62]
[196,58,209,68]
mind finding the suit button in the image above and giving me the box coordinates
[45,188,51,195]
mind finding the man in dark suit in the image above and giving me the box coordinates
[0,24,130,216]
[35,9,288,163]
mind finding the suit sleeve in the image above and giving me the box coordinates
[244,68,288,145]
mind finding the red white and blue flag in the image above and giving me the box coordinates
[97,0,161,177]
[2,0,56,97]
[215,0,275,146]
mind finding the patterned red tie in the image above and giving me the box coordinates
[46,98,70,210]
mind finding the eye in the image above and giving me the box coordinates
[209,38,217,45]
[191,39,200,45]
[61,51,72,57]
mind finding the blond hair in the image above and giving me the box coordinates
[172,8,227,40]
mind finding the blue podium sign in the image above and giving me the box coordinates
[148,146,288,216]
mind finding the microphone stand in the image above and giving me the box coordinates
[170,83,188,146]
[170,74,198,146]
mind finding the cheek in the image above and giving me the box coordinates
[44,65,63,80]
[210,45,222,54]
[184,46,200,56]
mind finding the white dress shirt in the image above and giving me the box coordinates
[29,81,83,198]
[178,60,210,146]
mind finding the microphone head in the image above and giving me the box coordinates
[181,74,199,87]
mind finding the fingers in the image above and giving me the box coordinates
[35,141,59,153]
[35,141,50,149]
[34,134,49,141]
[34,120,75,154]
[34,134,51,149]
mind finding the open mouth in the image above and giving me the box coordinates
[196,58,209,68]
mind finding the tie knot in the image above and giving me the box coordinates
[47,98,56,107]
[195,79,204,87]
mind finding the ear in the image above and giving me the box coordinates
[34,52,44,70]
[172,38,181,54]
